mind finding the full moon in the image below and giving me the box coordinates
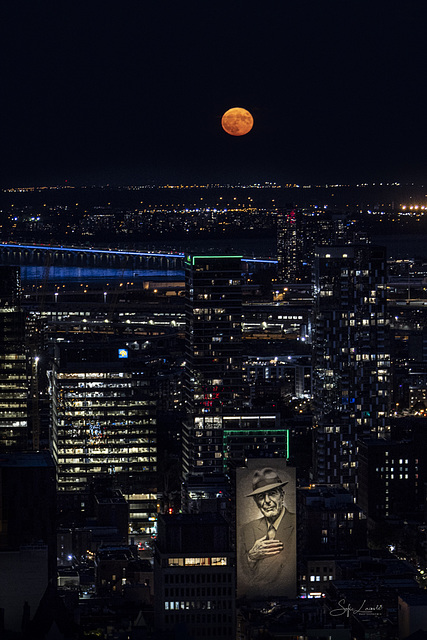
[221,107,254,136]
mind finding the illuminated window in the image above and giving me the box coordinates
[168,558,184,566]
[184,557,210,566]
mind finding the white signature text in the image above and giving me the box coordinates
[330,599,382,618]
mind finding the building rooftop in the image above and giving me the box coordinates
[158,512,228,526]
[0,451,55,468]
[156,512,231,554]
[95,494,127,505]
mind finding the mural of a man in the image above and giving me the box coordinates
[237,465,296,599]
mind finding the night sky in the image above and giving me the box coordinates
[2,2,427,187]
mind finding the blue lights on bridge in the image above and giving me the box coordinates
[0,243,277,264]
[0,243,185,259]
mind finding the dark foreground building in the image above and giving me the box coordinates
[154,512,236,639]
[0,451,56,635]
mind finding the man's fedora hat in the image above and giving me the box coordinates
[246,467,289,497]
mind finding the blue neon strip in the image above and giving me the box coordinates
[0,243,277,264]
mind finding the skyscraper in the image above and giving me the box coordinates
[181,255,290,515]
[277,209,368,285]
[312,245,390,493]
[51,340,157,534]
[182,255,243,481]
[277,209,300,283]
[0,266,30,452]
[183,255,243,416]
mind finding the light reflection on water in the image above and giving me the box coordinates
[18,235,427,284]
[20,266,184,283]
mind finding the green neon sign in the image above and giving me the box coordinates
[191,255,243,266]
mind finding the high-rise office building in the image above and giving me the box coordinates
[277,209,300,283]
[312,245,390,492]
[277,209,368,285]
[182,255,243,484]
[0,266,31,452]
[51,340,157,534]
[183,255,243,416]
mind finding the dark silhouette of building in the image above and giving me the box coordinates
[95,544,152,597]
[154,512,235,639]
[0,450,56,560]
[298,485,367,597]
[298,485,367,556]
[0,451,56,635]
[358,417,427,524]
[398,592,427,639]
[358,437,418,522]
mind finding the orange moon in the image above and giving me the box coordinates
[221,107,254,136]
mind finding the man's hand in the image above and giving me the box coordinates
[248,535,283,562]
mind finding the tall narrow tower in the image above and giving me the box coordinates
[277,210,299,283]
[312,245,390,493]
[183,255,243,416]
[0,266,30,452]
[182,255,243,481]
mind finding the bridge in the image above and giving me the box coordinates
[0,243,277,270]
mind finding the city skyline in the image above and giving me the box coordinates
[2,3,427,187]
[4,3,427,636]
[2,228,427,634]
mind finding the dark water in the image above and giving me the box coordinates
[20,266,183,284]
[138,234,427,262]
[19,237,277,285]
[19,235,427,286]
[372,235,427,260]
[159,235,426,261]
[143,237,277,257]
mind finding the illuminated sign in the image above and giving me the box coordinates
[118,348,128,359]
